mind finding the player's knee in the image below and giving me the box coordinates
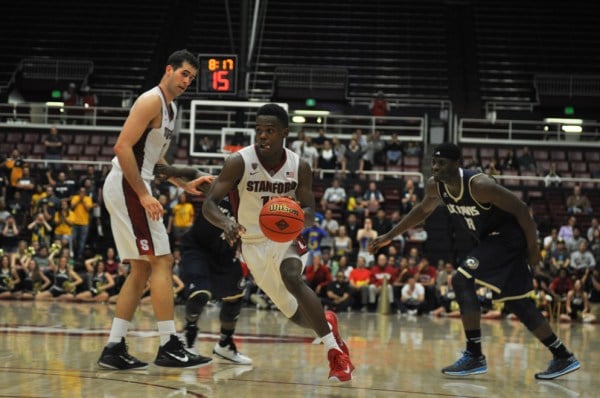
[505,298,546,331]
[280,262,304,291]
[220,299,243,323]
[186,290,211,321]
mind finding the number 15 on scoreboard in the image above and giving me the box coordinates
[198,54,238,95]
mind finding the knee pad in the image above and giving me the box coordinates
[504,298,546,331]
[185,290,211,322]
[220,299,243,324]
[451,271,480,312]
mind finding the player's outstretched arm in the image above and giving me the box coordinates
[202,153,246,245]
[369,178,441,253]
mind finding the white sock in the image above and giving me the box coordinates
[157,320,177,346]
[108,318,130,345]
[321,332,341,352]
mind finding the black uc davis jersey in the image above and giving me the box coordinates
[437,168,521,242]
[179,195,237,257]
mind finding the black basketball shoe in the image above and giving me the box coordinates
[535,355,580,380]
[184,322,198,349]
[155,335,212,368]
[97,338,148,370]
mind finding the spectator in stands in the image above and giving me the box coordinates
[362,130,385,171]
[41,186,61,222]
[518,146,537,173]
[70,186,94,260]
[317,140,338,172]
[303,217,328,264]
[464,155,482,172]
[348,256,371,311]
[51,171,76,200]
[385,132,403,166]
[1,215,20,256]
[3,148,25,200]
[53,200,75,257]
[558,216,577,242]
[304,253,332,298]
[412,257,438,312]
[548,238,570,277]
[197,136,217,153]
[344,212,360,250]
[401,179,419,214]
[298,135,319,170]
[356,217,378,266]
[566,184,593,215]
[542,228,559,258]
[587,217,599,242]
[566,227,587,253]
[569,240,595,280]
[27,212,52,248]
[549,267,573,301]
[320,209,339,254]
[346,183,365,215]
[372,208,392,237]
[560,279,595,323]
[484,159,501,177]
[62,82,80,124]
[368,253,395,311]
[362,181,385,216]
[331,137,346,170]
[398,275,426,315]
[171,192,194,247]
[341,138,364,178]
[15,166,36,212]
[290,129,305,155]
[323,271,353,313]
[313,128,330,150]
[543,162,562,188]
[320,178,346,211]
[369,90,390,121]
[501,149,519,171]
[333,225,353,258]
[43,126,64,170]
[81,85,98,125]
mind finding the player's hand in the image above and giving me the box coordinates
[528,251,543,269]
[368,235,392,254]
[183,175,215,195]
[222,220,246,246]
[140,194,164,221]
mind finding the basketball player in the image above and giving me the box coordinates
[369,142,580,380]
[154,164,252,365]
[202,103,355,382]
[97,49,212,370]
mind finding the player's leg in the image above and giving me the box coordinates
[279,257,354,382]
[98,260,151,370]
[505,297,580,379]
[440,268,487,376]
[213,298,252,364]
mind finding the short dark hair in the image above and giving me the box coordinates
[167,49,199,70]
[256,103,289,128]
[433,142,461,161]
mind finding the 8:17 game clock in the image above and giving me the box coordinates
[197,54,238,95]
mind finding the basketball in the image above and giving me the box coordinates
[259,197,305,242]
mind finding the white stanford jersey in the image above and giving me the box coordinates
[237,146,300,241]
[110,86,176,180]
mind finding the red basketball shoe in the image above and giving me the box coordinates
[328,349,354,382]
[325,310,350,356]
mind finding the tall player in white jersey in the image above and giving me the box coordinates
[97,50,212,370]
[202,104,355,382]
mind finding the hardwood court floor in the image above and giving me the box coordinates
[0,300,597,398]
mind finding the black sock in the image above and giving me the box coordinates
[541,334,571,359]
[218,327,235,347]
[465,329,482,357]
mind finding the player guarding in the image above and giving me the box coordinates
[202,103,355,382]
[369,143,580,380]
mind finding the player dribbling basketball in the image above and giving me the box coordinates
[202,103,355,382]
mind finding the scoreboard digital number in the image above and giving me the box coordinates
[198,54,238,94]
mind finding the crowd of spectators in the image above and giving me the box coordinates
[1,129,599,325]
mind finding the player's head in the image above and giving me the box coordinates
[167,49,199,71]
[256,103,289,129]
[431,142,461,182]
[254,104,289,158]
